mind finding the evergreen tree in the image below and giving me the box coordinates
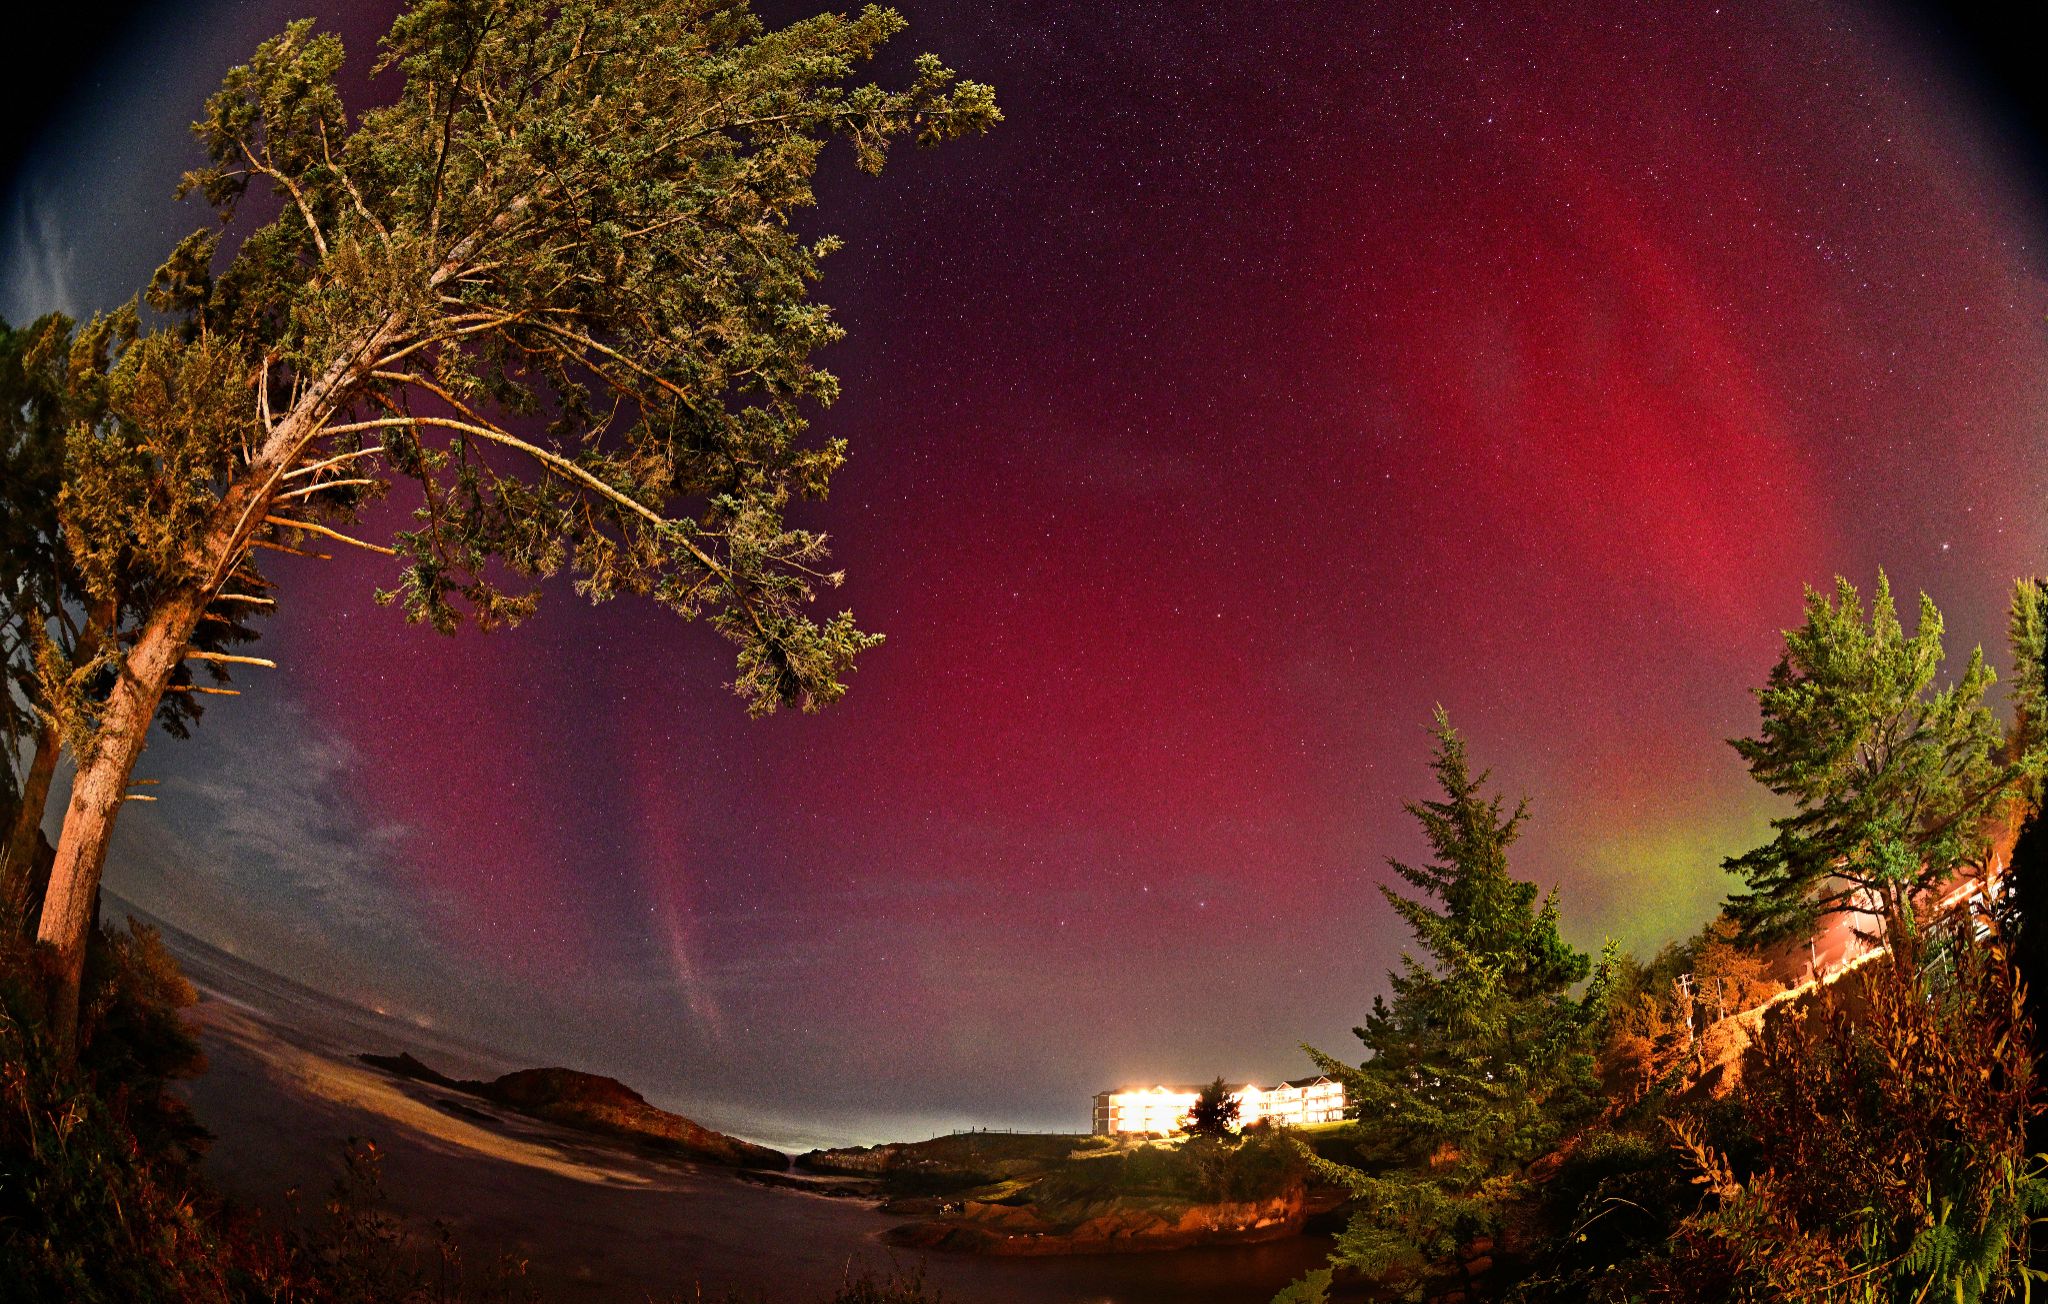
[2007,578,2048,760]
[2000,577,2048,1155]
[1724,574,2042,946]
[1304,710,1608,1291]
[0,316,76,905]
[1184,1077,1241,1139]
[0,315,261,931]
[23,0,998,1053]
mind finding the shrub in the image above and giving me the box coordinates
[1668,922,2045,1302]
[1031,1133,1307,1210]
[1,920,541,1303]
[0,919,301,1302]
[820,1265,949,1304]
[1506,1126,1704,1302]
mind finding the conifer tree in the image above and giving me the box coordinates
[0,317,76,902]
[1304,710,1608,1289]
[1999,578,2048,1152]
[1184,1077,1241,1139]
[2007,578,2048,759]
[1724,574,2042,945]
[0,314,261,930]
[24,1,998,1052]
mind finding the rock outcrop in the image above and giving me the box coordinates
[799,1141,908,1176]
[800,1132,1107,1187]
[359,1053,787,1170]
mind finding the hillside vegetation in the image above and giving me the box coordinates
[1265,576,2048,1304]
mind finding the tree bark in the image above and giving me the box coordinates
[35,585,210,1047]
[4,597,111,935]
[1,715,60,925]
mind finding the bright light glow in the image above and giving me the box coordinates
[1091,1077,1346,1134]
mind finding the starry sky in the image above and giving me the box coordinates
[4,0,2048,1149]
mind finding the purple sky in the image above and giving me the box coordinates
[5,0,2047,1148]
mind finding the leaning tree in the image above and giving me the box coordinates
[31,0,997,1052]
[1724,573,2045,946]
[1,312,265,929]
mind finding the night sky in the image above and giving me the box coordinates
[5,1,2048,1148]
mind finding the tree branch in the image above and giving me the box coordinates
[285,445,385,480]
[263,515,399,556]
[185,651,277,669]
[275,478,375,500]
[239,140,329,259]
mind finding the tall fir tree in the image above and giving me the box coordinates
[2007,578,2048,760]
[1304,709,1609,1292]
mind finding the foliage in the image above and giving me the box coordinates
[1666,922,2046,1302]
[0,314,261,913]
[2001,600,2048,1152]
[1,919,545,1302]
[103,0,999,713]
[0,312,263,743]
[1029,1133,1307,1211]
[1518,926,2046,1303]
[1184,1076,1241,1139]
[0,919,283,1303]
[811,1267,950,1304]
[295,1137,538,1303]
[0,316,72,810]
[1302,709,1611,1294]
[1269,1267,1332,1304]
[1511,576,2048,1302]
[1598,916,1782,1109]
[1505,1110,1769,1304]
[2008,578,2048,760]
[1724,574,2041,944]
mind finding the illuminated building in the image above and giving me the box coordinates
[1090,1076,1346,1135]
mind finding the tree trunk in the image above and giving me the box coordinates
[31,322,397,1059]
[1,715,60,926]
[35,587,209,1050]
[5,598,112,934]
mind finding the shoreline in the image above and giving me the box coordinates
[175,989,1335,1301]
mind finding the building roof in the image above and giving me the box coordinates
[1095,1076,1337,1097]
[1095,1083,1249,1097]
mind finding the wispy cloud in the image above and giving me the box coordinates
[105,702,462,1010]
[0,189,79,323]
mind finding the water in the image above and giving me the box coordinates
[157,915,1334,1303]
